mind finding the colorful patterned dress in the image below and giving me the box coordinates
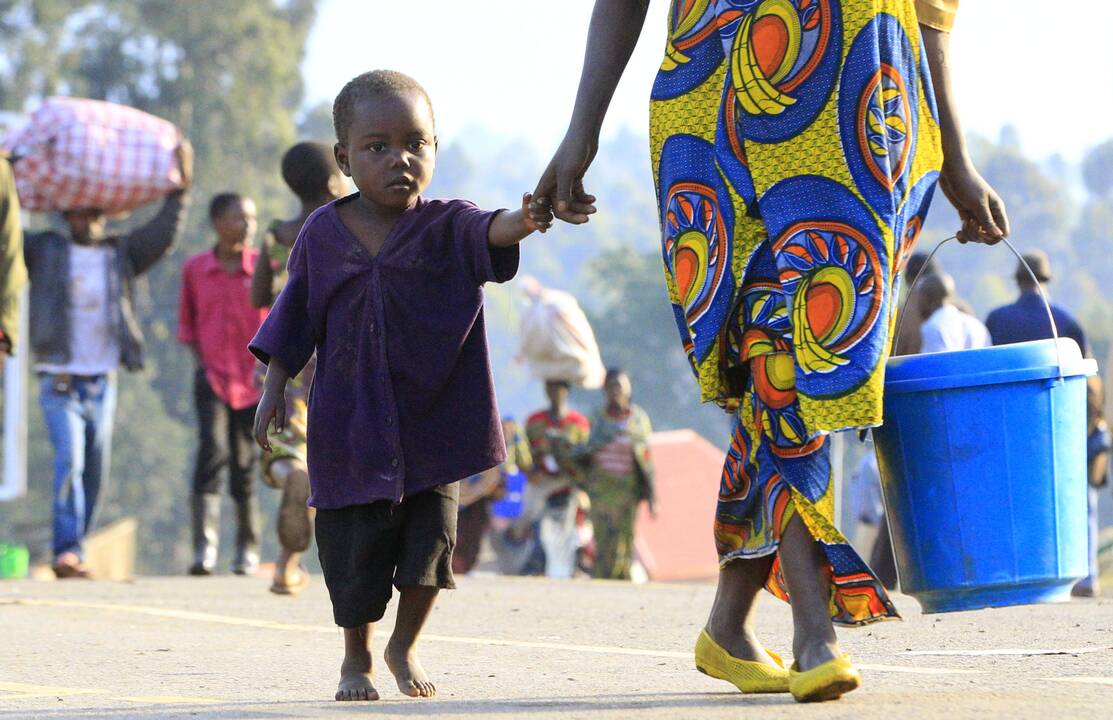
[650,0,944,625]
[580,405,656,580]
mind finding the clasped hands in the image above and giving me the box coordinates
[525,133,1010,245]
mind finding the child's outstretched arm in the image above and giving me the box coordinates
[488,193,557,248]
[254,361,291,452]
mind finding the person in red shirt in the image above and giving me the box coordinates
[179,192,268,576]
[523,380,591,578]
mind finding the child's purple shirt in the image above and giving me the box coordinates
[249,195,518,508]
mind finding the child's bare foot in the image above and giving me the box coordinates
[336,651,379,701]
[385,639,436,698]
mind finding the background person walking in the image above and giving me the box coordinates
[26,143,191,578]
[0,151,26,357]
[251,142,345,594]
[179,192,267,576]
[576,368,655,580]
[524,380,591,579]
[986,251,1088,352]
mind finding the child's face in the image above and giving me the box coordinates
[212,198,258,249]
[335,90,436,212]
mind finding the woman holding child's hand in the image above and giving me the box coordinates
[535,0,1007,703]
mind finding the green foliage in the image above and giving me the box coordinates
[1082,140,1113,200]
[1,1,1110,570]
[581,247,731,443]
[0,0,318,571]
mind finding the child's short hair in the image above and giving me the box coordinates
[281,142,338,201]
[332,70,434,144]
[209,192,245,221]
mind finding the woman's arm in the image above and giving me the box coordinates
[533,0,651,223]
[921,26,1010,244]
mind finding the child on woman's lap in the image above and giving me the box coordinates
[250,70,558,701]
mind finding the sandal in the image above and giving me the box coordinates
[53,552,93,580]
[788,654,861,702]
[270,565,310,596]
[694,629,790,693]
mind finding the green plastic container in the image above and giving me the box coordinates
[0,543,29,579]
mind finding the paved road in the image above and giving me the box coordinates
[1,575,1111,719]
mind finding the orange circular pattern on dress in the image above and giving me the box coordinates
[805,281,843,340]
[752,14,790,78]
[675,245,700,301]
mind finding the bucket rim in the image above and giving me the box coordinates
[885,339,1095,395]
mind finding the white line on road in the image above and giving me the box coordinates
[4,597,984,677]
[0,680,110,700]
[1042,677,1113,687]
[904,647,1112,657]
[858,664,980,676]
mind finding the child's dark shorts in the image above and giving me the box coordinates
[315,482,459,628]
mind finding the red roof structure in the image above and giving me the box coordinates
[634,430,725,581]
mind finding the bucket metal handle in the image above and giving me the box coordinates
[895,235,1065,380]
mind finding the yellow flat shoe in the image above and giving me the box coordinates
[694,629,790,693]
[788,654,861,703]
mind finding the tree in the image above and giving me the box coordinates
[0,0,319,571]
[582,247,731,445]
[1082,140,1113,200]
[920,134,1074,317]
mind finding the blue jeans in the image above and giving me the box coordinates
[39,374,118,559]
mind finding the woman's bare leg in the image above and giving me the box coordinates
[777,514,841,671]
[705,554,780,665]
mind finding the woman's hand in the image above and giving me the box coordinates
[533,132,599,225]
[939,158,1010,245]
[253,386,286,452]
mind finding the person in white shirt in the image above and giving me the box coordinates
[918,273,990,353]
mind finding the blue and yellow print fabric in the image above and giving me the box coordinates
[651,0,942,625]
[651,0,941,430]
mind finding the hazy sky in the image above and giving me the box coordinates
[304,1,1113,163]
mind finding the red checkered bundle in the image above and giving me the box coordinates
[2,97,184,213]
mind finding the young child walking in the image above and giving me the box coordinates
[250,70,555,701]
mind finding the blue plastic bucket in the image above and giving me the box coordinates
[874,338,1096,612]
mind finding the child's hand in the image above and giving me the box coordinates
[253,387,286,452]
[524,192,554,234]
